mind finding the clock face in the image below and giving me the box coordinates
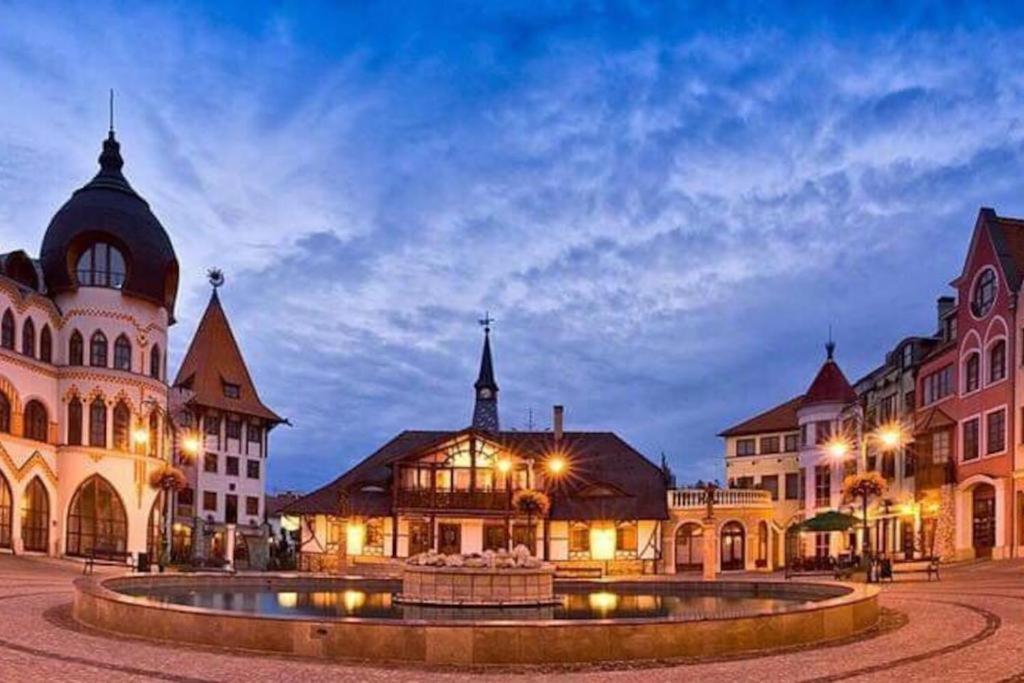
[479,388,492,399]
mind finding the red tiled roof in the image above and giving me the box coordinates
[802,358,857,406]
[173,290,282,422]
[718,396,802,437]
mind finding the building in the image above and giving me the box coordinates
[169,282,284,556]
[285,327,672,575]
[0,129,178,559]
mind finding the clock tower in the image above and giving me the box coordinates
[472,316,499,431]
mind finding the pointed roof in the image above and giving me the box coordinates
[474,328,498,392]
[801,342,857,407]
[174,289,282,422]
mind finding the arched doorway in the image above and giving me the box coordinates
[20,477,49,552]
[674,522,703,571]
[972,483,996,558]
[756,521,769,568]
[721,521,745,571]
[0,472,11,549]
[66,476,127,556]
[147,495,163,563]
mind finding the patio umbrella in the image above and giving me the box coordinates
[798,511,859,532]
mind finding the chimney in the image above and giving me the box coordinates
[936,296,955,335]
[553,405,564,441]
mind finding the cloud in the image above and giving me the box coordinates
[3,2,1024,488]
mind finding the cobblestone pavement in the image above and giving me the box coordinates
[0,555,1022,682]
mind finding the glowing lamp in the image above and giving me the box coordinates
[588,591,619,615]
[825,438,850,459]
[132,428,150,446]
[280,515,300,532]
[181,434,201,456]
[547,456,567,476]
[346,521,366,556]
[877,425,902,449]
[926,502,941,515]
[276,592,298,608]
[590,526,616,561]
[496,459,512,474]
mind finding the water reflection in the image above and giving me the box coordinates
[128,583,811,622]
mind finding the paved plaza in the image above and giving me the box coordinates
[0,555,1022,682]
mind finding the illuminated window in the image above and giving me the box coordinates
[990,340,1006,383]
[67,398,82,445]
[89,398,107,447]
[962,418,979,461]
[66,476,127,556]
[987,409,1006,454]
[76,242,126,288]
[89,331,107,367]
[570,522,590,554]
[68,331,83,366]
[971,268,996,317]
[23,400,47,442]
[112,401,130,451]
[965,353,980,393]
[615,521,637,553]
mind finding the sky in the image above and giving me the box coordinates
[3,1,1024,491]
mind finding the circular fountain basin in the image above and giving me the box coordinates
[74,574,879,666]
[397,564,559,606]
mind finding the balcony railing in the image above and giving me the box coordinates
[668,488,773,510]
[396,489,511,512]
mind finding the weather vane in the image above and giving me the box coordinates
[478,311,495,333]
[207,267,225,289]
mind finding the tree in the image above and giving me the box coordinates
[842,471,886,561]
[511,489,550,554]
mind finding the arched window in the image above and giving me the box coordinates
[21,318,35,358]
[0,392,10,433]
[972,268,997,317]
[76,242,126,288]
[112,401,130,451]
[89,398,107,447]
[68,330,84,366]
[149,411,159,457]
[965,352,981,393]
[147,494,163,562]
[149,344,161,380]
[66,475,127,556]
[89,331,107,367]
[20,477,49,553]
[0,309,13,349]
[67,397,83,445]
[720,521,746,571]
[0,472,11,549]
[113,334,131,371]
[990,340,1007,383]
[39,325,52,363]
[23,400,47,442]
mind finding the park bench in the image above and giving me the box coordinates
[82,546,132,575]
[878,557,940,582]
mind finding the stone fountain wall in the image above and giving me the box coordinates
[399,564,556,605]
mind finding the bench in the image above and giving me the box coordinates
[878,557,940,582]
[82,547,132,575]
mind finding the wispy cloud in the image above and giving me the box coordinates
[2,2,1024,487]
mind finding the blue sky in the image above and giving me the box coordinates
[3,2,1024,491]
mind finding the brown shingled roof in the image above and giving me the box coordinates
[283,429,668,521]
[718,395,802,437]
[802,352,857,407]
[174,290,282,422]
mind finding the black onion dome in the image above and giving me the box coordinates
[39,132,179,319]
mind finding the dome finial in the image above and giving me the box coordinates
[207,267,225,290]
[825,324,835,360]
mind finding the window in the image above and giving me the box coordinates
[245,496,260,516]
[39,325,52,363]
[22,400,47,441]
[987,409,1006,454]
[923,365,953,405]
[945,315,957,342]
[223,382,241,399]
[759,436,780,454]
[932,430,951,464]
[0,310,13,349]
[112,402,130,451]
[735,476,754,489]
[89,398,106,447]
[149,344,161,379]
[785,472,800,500]
[814,465,831,507]
[226,456,239,476]
[569,522,590,554]
[972,268,997,317]
[904,451,916,478]
[66,476,127,556]
[736,438,756,456]
[760,474,779,501]
[880,395,897,422]
[178,488,194,506]
[964,353,980,393]
[247,460,260,479]
[113,334,131,371]
[68,330,83,366]
[203,491,217,512]
[616,521,637,553]
[226,419,241,440]
[800,424,808,447]
[881,452,896,479]
[203,453,218,474]
[902,344,914,368]
[963,418,980,462]
[0,393,9,434]
[815,421,832,445]
[904,390,916,412]
[990,340,1007,383]
[205,415,220,436]
[21,318,34,357]
[148,412,159,457]
[76,242,126,288]
[484,523,508,552]
[784,433,799,452]
[89,331,107,367]
[67,398,82,445]
[247,423,262,443]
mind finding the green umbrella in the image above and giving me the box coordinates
[798,511,859,532]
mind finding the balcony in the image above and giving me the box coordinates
[396,489,512,512]
[668,488,773,510]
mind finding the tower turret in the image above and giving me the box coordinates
[472,314,499,431]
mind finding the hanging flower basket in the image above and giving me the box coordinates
[149,465,188,492]
[512,489,551,518]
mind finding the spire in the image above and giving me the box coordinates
[802,336,857,406]
[77,93,136,198]
[825,324,835,360]
[472,313,499,431]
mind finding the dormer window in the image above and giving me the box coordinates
[971,268,996,318]
[76,242,126,288]
[223,382,240,399]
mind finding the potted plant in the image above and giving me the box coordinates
[842,471,887,578]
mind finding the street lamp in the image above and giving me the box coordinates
[547,455,567,476]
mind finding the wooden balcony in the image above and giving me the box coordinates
[668,488,773,510]
[396,489,512,512]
